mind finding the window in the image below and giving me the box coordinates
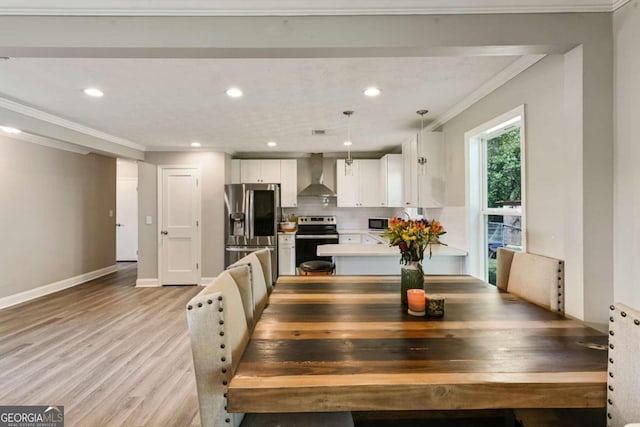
[466,106,526,284]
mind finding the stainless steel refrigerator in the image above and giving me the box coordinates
[224,183,279,285]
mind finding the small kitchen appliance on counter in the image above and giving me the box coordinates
[368,217,390,231]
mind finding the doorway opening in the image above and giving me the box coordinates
[116,159,138,262]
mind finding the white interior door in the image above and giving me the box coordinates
[159,167,200,285]
[116,178,138,261]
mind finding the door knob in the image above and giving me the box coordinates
[160,230,168,235]
[116,223,123,227]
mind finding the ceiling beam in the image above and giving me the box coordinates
[0,97,145,159]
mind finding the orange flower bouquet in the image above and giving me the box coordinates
[383,217,447,267]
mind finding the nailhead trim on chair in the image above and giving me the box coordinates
[608,304,615,426]
[216,295,237,426]
[557,260,564,313]
[604,305,640,425]
[192,293,234,425]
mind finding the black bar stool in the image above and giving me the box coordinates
[299,260,335,276]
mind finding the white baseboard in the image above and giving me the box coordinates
[135,278,160,287]
[0,264,118,310]
[200,277,215,286]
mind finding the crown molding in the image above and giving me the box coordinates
[0,96,146,152]
[0,0,623,16]
[612,0,631,10]
[425,55,546,131]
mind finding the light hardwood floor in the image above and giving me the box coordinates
[0,263,203,427]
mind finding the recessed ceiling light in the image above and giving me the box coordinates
[364,87,381,97]
[0,126,21,134]
[83,88,104,97]
[191,142,201,147]
[343,141,352,146]
[267,141,277,147]
[226,87,243,98]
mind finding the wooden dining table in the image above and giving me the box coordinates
[227,275,608,413]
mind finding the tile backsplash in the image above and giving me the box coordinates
[283,199,467,250]
[282,197,404,230]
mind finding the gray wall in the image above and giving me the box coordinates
[0,135,116,299]
[439,52,612,324]
[613,1,640,310]
[137,151,226,280]
[442,55,566,258]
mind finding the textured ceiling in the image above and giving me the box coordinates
[0,56,518,153]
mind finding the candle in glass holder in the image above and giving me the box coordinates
[407,289,426,316]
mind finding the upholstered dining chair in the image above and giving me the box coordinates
[607,303,640,427]
[227,253,269,319]
[497,248,565,313]
[225,264,254,330]
[253,248,274,293]
[186,271,354,427]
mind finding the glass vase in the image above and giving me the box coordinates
[401,261,424,306]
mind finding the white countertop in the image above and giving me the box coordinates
[317,243,468,257]
[338,229,385,234]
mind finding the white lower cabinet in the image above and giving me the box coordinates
[278,234,296,275]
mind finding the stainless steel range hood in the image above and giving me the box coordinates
[297,153,336,197]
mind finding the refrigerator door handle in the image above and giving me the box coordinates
[243,189,250,239]
[247,190,255,239]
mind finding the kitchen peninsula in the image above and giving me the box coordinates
[317,243,467,275]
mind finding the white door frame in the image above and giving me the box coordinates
[157,165,202,285]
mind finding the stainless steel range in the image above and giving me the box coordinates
[295,216,339,269]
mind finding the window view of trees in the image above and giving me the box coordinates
[486,128,521,209]
[485,127,522,285]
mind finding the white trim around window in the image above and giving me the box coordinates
[465,104,527,281]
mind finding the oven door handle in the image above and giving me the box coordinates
[295,235,339,239]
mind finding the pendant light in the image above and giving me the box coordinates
[343,110,354,176]
[416,109,429,176]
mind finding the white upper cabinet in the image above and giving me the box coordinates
[357,160,382,207]
[240,159,262,183]
[402,135,419,207]
[417,131,445,208]
[337,159,381,207]
[402,132,445,208]
[260,160,282,183]
[240,159,282,183]
[380,154,403,207]
[336,159,360,207]
[230,159,241,184]
[280,159,298,208]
